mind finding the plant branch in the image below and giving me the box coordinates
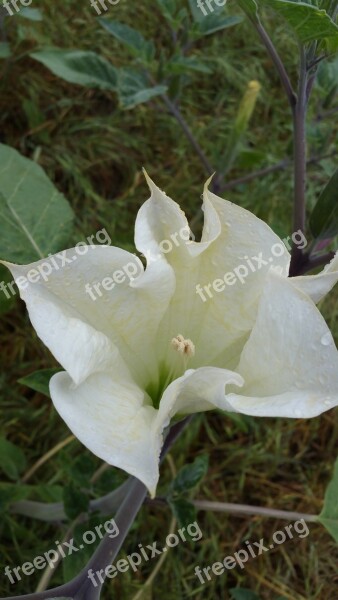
[192,499,318,523]
[160,93,214,176]
[249,19,296,108]
[289,46,309,276]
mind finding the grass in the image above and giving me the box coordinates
[0,1,337,598]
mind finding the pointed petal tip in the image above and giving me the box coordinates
[203,173,217,195]
[142,168,158,194]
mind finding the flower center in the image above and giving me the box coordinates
[145,333,195,409]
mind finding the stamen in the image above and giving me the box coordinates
[171,334,195,358]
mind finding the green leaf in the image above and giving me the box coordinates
[0,144,74,263]
[172,455,209,494]
[156,0,177,22]
[318,457,338,543]
[309,168,338,239]
[0,437,26,480]
[0,42,11,59]
[117,68,167,108]
[166,56,212,74]
[18,368,62,398]
[230,589,262,600]
[18,7,43,20]
[98,19,155,61]
[198,15,244,36]
[63,483,89,520]
[260,0,338,49]
[168,497,197,528]
[30,49,118,90]
[237,0,260,20]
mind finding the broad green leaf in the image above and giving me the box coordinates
[18,368,62,398]
[171,455,208,494]
[18,7,43,20]
[0,437,26,480]
[98,19,155,61]
[168,497,197,528]
[198,15,244,36]
[117,68,167,108]
[318,457,338,542]
[0,42,11,59]
[230,589,262,600]
[0,144,74,263]
[309,168,338,239]
[260,0,338,50]
[30,49,118,90]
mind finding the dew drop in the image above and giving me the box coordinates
[321,332,332,346]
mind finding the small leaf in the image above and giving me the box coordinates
[156,0,177,22]
[0,144,74,263]
[166,56,212,74]
[18,368,62,398]
[63,483,89,520]
[309,168,338,240]
[31,49,118,90]
[98,19,155,61]
[18,7,43,20]
[318,457,338,543]
[230,589,262,600]
[172,455,209,494]
[168,497,197,528]
[0,437,26,480]
[0,42,11,59]
[117,68,167,109]
[198,15,244,36]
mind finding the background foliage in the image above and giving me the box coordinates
[0,0,338,598]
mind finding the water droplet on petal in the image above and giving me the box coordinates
[321,332,332,346]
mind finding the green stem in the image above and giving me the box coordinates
[289,47,309,276]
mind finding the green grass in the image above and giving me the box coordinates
[0,1,338,598]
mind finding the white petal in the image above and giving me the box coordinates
[153,367,244,447]
[291,252,338,303]
[50,371,160,496]
[2,246,175,386]
[135,176,291,371]
[226,273,338,418]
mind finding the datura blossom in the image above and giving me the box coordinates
[3,173,338,497]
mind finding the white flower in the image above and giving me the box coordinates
[3,173,338,497]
